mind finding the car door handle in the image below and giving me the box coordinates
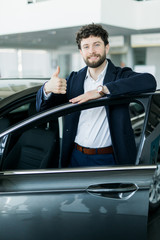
[87,183,138,199]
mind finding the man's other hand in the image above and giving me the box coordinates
[69,90,102,104]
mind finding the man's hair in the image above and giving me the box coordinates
[76,23,109,49]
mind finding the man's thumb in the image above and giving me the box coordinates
[53,66,60,77]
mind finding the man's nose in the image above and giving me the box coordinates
[89,45,96,54]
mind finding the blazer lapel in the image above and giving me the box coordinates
[70,66,87,98]
[69,60,116,99]
[103,59,117,85]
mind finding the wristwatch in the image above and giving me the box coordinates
[97,85,105,96]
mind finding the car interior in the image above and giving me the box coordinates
[0,96,159,171]
[2,127,59,170]
[0,100,60,170]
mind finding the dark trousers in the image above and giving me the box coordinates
[70,148,115,167]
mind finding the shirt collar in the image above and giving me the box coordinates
[85,60,108,80]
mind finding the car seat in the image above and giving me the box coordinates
[1,101,60,170]
[2,127,59,170]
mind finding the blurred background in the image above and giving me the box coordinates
[0,0,160,88]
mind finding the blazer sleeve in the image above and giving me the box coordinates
[36,70,77,112]
[36,85,44,112]
[36,83,67,112]
[105,69,157,96]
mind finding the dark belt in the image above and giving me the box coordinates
[74,143,113,155]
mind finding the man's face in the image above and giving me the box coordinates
[80,36,109,68]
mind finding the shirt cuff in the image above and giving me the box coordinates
[43,87,52,100]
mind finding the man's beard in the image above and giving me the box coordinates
[84,52,106,68]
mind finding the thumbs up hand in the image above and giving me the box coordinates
[44,66,67,94]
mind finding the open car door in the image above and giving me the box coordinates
[0,165,156,240]
[0,94,158,240]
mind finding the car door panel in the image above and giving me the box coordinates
[0,165,156,240]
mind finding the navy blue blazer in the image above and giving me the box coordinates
[36,59,157,167]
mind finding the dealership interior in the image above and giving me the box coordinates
[0,0,160,90]
[0,0,160,239]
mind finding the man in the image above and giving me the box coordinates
[36,23,156,167]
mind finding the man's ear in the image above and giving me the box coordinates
[80,49,83,56]
[105,44,110,55]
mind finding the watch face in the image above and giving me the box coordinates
[97,85,105,96]
[98,86,103,92]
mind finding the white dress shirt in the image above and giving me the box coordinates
[75,63,112,148]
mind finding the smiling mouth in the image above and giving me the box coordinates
[88,55,99,61]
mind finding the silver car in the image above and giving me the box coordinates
[0,84,159,240]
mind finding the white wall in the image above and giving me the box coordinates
[0,49,18,77]
[101,0,138,29]
[0,0,160,80]
[101,0,160,30]
[0,49,53,78]
[21,50,51,77]
[136,0,160,30]
[0,0,160,36]
[0,0,101,35]
[0,48,81,78]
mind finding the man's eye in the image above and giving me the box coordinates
[95,44,100,47]
[83,46,89,49]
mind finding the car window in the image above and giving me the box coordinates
[129,101,145,148]
[1,101,36,128]
[140,94,160,165]
[0,98,147,171]
[10,103,30,113]
[145,94,160,137]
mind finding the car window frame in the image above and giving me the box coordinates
[0,93,152,138]
[0,93,154,169]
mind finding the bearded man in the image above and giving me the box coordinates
[36,23,157,167]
